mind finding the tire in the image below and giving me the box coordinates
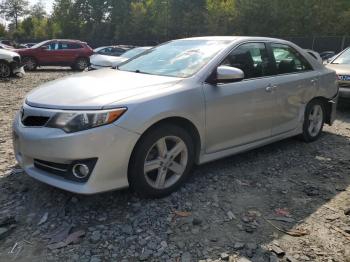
[0,61,11,78]
[74,57,89,71]
[129,124,195,198]
[22,57,37,71]
[301,99,325,142]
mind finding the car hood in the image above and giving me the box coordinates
[90,54,127,67]
[25,69,182,110]
[0,49,19,57]
[326,63,350,75]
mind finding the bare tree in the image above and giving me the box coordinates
[0,0,29,29]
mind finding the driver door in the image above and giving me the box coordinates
[38,41,59,65]
[204,42,278,153]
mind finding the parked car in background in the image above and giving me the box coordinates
[320,51,336,62]
[93,45,133,57]
[0,48,24,78]
[0,39,15,47]
[22,43,37,48]
[89,46,151,70]
[326,47,350,98]
[16,39,93,71]
[305,49,322,64]
[13,37,338,197]
[0,43,14,50]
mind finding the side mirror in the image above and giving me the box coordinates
[215,66,244,83]
[40,46,48,51]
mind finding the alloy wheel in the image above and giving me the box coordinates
[308,104,323,137]
[0,63,11,78]
[144,136,188,189]
[24,58,36,70]
[77,59,88,70]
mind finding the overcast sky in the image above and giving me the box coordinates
[1,0,54,25]
[30,0,54,13]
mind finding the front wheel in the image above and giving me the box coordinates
[0,62,11,78]
[301,100,325,142]
[129,124,195,198]
[22,57,37,71]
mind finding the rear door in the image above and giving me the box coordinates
[57,42,82,65]
[267,43,320,136]
[204,42,278,153]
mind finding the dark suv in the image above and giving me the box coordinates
[16,39,93,71]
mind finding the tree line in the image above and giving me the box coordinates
[1,0,350,46]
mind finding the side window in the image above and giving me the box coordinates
[221,43,273,79]
[59,42,68,50]
[271,44,312,74]
[111,48,125,56]
[45,42,59,51]
[99,47,112,54]
[68,43,82,49]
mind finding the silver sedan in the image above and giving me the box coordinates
[13,37,339,197]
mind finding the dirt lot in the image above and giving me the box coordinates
[0,70,350,262]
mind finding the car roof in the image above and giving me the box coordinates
[180,36,287,42]
[51,39,86,43]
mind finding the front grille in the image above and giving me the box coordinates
[22,116,50,127]
[34,159,69,176]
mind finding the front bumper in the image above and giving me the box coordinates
[10,61,25,75]
[88,64,111,71]
[338,81,350,98]
[339,87,350,98]
[13,108,140,194]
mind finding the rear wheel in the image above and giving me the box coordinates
[23,57,37,71]
[129,124,195,198]
[0,61,11,78]
[301,100,325,142]
[74,57,89,71]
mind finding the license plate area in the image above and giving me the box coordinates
[339,75,350,81]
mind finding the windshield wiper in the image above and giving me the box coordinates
[134,69,151,75]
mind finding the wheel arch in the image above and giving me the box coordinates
[307,96,333,125]
[127,116,202,183]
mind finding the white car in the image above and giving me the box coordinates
[89,47,152,70]
[0,49,25,78]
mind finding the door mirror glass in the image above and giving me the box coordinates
[216,65,244,83]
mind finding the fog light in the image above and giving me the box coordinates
[72,164,90,179]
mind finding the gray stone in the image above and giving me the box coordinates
[90,231,101,243]
[237,258,252,262]
[122,225,133,235]
[220,252,230,261]
[271,245,285,256]
[0,227,9,239]
[89,257,101,262]
[234,242,245,249]
[181,252,192,262]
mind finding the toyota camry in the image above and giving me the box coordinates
[13,37,339,197]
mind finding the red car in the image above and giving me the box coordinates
[16,39,93,71]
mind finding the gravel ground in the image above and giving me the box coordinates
[0,70,350,262]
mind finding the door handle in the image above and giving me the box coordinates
[311,79,318,84]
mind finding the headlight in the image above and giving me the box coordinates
[46,108,127,133]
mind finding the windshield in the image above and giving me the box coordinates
[118,40,231,78]
[31,40,50,49]
[332,48,350,64]
[121,48,149,59]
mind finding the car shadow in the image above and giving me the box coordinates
[0,110,349,261]
[31,67,75,73]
